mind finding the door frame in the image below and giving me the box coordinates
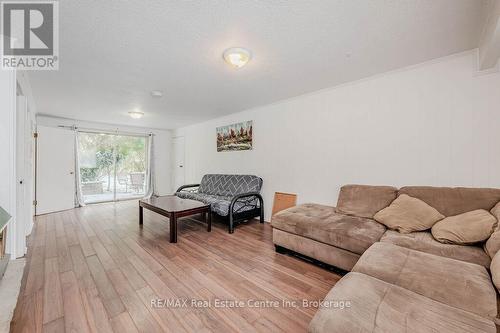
[76,130,149,204]
[2,69,17,258]
[35,125,76,215]
[34,129,38,216]
[172,136,185,191]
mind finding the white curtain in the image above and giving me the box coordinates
[74,130,86,207]
[144,134,155,198]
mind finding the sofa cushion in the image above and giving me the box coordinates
[271,203,386,255]
[308,272,495,333]
[374,194,444,233]
[484,231,500,258]
[490,251,500,292]
[491,201,500,221]
[197,174,262,197]
[335,185,398,218]
[398,186,500,217]
[491,201,500,220]
[352,242,496,317]
[380,230,491,268]
[484,202,500,258]
[431,210,496,245]
[175,191,257,216]
[273,228,360,271]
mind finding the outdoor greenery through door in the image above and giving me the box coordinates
[78,132,147,203]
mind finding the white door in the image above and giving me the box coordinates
[16,96,27,256]
[15,96,35,257]
[173,136,185,191]
[37,126,75,215]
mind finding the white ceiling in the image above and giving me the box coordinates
[30,0,490,129]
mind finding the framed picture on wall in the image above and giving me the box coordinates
[216,121,253,152]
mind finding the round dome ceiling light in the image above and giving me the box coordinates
[151,90,163,98]
[128,109,144,119]
[223,47,252,69]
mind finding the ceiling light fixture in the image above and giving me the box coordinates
[128,109,144,119]
[151,90,163,98]
[223,47,252,69]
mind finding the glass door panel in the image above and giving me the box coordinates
[115,135,147,200]
[77,132,146,204]
[78,133,117,203]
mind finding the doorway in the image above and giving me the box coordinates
[173,136,185,191]
[77,132,147,204]
[36,125,76,215]
[15,95,36,256]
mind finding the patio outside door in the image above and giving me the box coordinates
[77,132,147,204]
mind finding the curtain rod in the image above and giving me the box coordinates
[57,125,154,137]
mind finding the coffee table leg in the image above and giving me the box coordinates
[207,210,211,232]
[139,205,143,225]
[170,213,177,243]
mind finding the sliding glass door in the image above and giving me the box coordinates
[115,135,148,200]
[77,132,147,204]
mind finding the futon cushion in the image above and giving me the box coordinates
[272,203,386,254]
[352,242,496,317]
[308,272,495,333]
[335,185,398,218]
[197,174,262,197]
[380,230,491,268]
[431,210,496,245]
[490,251,500,292]
[374,194,444,233]
[175,191,258,216]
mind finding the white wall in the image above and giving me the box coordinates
[37,116,174,196]
[175,51,500,220]
[0,69,18,256]
[0,70,37,259]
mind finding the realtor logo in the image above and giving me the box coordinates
[1,0,59,70]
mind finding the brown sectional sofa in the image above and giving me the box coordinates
[380,229,491,268]
[272,203,386,270]
[271,185,500,333]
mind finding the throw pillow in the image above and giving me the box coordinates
[431,209,497,245]
[485,231,500,258]
[490,250,500,292]
[373,194,444,233]
[491,201,500,221]
[484,201,500,258]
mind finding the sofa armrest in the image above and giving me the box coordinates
[229,192,263,209]
[228,192,264,233]
[176,184,200,193]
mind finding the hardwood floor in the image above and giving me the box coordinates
[10,200,341,333]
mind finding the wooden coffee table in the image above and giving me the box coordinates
[139,196,211,243]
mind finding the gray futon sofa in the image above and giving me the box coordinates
[175,174,264,233]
